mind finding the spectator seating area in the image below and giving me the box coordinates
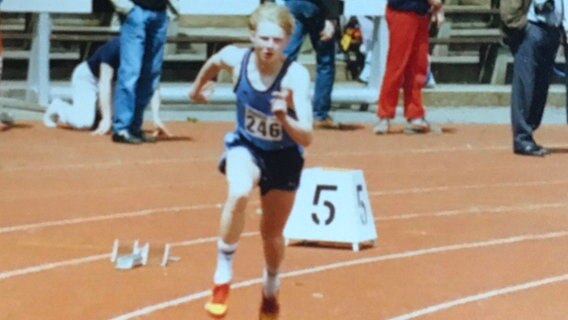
[0,2,514,83]
[430,0,565,84]
[0,12,251,81]
[0,1,566,106]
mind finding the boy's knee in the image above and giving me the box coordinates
[227,180,254,203]
[261,231,284,243]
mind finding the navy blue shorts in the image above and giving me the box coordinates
[218,133,304,195]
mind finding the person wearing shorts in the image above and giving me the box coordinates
[189,3,313,319]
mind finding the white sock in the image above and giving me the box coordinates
[213,239,237,284]
[262,268,280,298]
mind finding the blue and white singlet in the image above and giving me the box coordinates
[232,49,298,151]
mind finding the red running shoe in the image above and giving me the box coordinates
[259,294,280,320]
[204,283,230,318]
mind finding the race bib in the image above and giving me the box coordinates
[245,106,283,141]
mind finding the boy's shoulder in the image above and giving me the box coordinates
[284,61,310,83]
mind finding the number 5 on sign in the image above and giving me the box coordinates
[284,167,378,251]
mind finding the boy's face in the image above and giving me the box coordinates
[251,21,288,63]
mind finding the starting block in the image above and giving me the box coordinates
[160,243,182,267]
[284,167,378,251]
[110,240,180,270]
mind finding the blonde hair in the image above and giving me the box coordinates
[248,3,295,36]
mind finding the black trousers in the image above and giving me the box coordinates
[510,22,561,148]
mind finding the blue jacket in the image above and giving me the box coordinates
[388,0,430,15]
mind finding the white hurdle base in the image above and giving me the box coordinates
[284,167,378,252]
[111,240,180,269]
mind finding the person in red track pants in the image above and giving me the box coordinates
[373,0,444,135]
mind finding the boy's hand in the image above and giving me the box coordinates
[91,118,111,136]
[271,89,292,121]
[189,81,215,104]
[152,120,173,138]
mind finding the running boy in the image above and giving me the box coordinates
[188,3,313,319]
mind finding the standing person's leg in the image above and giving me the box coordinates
[308,18,336,123]
[402,14,429,132]
[205,146,261,318]
[113,6,146,139]
[131,10,168,138]
[511,24,540,152]
[528,28,560,133]
[374,7,417,133]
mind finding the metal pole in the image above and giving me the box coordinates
[368,16,388,99]
[26,12,51,107]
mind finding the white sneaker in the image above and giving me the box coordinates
[372,118,390,135]
[0,111,14,125]
[404,118,430,134]
[43,99,62,128]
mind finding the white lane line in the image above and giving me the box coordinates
[388,273,568,320]
[170,231,259,247]
[372,179,568,196]
[325,143,568,157]
[109,230,568,320]
[322,145,508,157]
[2,181,218,201]
[0,199,565,282]
[0,204,222,235]
[321,143,567,157]
[2,177,566,235]
[377,202,568,221]
[1,156,219,172]
[8,142,568,173]
[0,232,261,282]
[0,254,109,280]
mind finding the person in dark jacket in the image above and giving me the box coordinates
[501,0,565,156]
[373,0,443,135]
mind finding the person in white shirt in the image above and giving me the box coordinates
[43,37,171,138]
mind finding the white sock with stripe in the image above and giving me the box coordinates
[262,268,280,298]
[213,239,237,284]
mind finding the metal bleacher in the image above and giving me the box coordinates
[1,1,566,108]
